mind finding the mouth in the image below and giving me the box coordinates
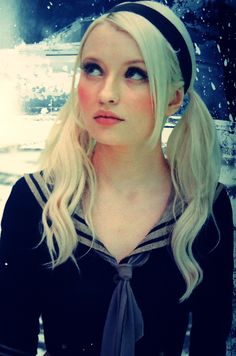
[94,115,124,120]
[94,111,124,125]
[94,113,124,121]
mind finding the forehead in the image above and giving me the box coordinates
[81,21,144,62]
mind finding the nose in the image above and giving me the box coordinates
[98,76,120,105]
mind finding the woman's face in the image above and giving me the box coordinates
[78,21,154,147]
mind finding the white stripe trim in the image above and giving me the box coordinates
[0,343,34,355]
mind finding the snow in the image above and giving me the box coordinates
[194,42,201,55]
[211,82,216,90]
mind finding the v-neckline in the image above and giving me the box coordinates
[24,171,185,261]
[72,190,184,261]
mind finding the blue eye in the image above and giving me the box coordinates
[125,67,148,81]
[81,62,103,77]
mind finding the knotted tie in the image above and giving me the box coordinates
[100,252,150,356]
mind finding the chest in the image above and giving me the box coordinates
[92,196,168,262]
[43,246,187,355]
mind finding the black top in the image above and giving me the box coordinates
[0,172,233,356]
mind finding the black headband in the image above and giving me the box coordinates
[108,2,192,93]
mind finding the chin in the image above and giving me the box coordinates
[86,131,125,146]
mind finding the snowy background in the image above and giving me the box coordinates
[0,0,235,355]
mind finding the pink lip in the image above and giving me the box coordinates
[94,110,124,125]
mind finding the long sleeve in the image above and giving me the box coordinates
[189,187,234,356]
[0,178,46,356]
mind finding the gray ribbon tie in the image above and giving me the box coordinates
[100,252,150,356]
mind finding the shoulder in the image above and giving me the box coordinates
[2,170,51,215]
[213,183,233,241]
[212,183,233,233]
[0,173,46,250]
[194,183,234,258]
[2,173,45,222]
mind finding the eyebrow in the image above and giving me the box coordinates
[81,57,145,66]
[125,59,145,65]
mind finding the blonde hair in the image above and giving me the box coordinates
[39,1,221,301]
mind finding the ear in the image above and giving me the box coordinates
[165,88,184,116]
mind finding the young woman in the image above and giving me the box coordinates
[0,1,233,355]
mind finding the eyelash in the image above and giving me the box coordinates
[80,62,148,81]
[80,62,103,77]
[125,67,148,81]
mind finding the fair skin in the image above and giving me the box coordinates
[78,22,182,262]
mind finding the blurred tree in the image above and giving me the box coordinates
[16,0,133,43]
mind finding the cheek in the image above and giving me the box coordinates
[135,91,154,117]
[77,82,91,110]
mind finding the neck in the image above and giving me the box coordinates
[92,142,171,193]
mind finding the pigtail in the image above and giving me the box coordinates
[39,94,97,268]
[167,90,221,300]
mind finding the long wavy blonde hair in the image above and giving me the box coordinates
[39,1,221,301]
